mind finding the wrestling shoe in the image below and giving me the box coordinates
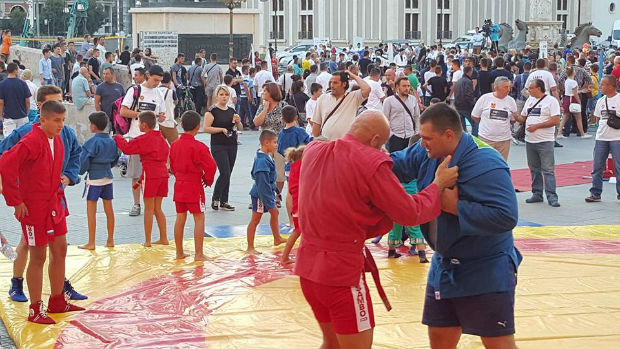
[418,250,429,263]
[219,202,235,211]
[64,279,88,300]
[129,204,141,216]
[371,236,382,244]
[47,294,85,313]
[387,250,402,258]
[28,301,55,325]
[9,277,28,302]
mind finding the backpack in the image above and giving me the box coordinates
[112,85,141,135]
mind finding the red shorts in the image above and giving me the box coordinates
[21,216,68,247]
[175,200,206,214]
[300,274,375,335]
[143,177,168,198]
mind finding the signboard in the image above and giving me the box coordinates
[139,31,178,68]
[539,41,548,59]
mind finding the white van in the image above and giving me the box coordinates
[612,20,620,48]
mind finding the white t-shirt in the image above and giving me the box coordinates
[277,73,294,96]
[121,84,165,138]
[364,77,385,110]
[424,71,436,93]
[305,98,318,135]
[593,93,620,141]
[521,95,561,143]
[472,93,517,141]
[450,70,463,100]
[48,137,54,159]
[157,85,177,128]
[525,69,557,96]
[253,70,275,96]
[316,72,332,92]
[564,79,578,97]
[25,80,38,111]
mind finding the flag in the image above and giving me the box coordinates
[266,50,273,73]
[387,42,394,64]
[250,44,255,67]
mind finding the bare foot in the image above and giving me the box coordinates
[152,240,169,245]
[194,254,210,262]
[105,240,115,248]
[281,256,294,265]
[78,244,95,250]
[143,242,152,248]
[176,252,190,259]
[273,237,288,246]
[245,248,262,255]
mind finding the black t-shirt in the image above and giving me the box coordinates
[226,68,242,96]
[478,70,493,95]
[210,106,237,147]
[490,68,513,83]
[359,58,372,76]
[120,51,130,66]
[427,76,448,101]
[287,92,310,114]
[88,57,100,79]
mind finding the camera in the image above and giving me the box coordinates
[481,19,492,38]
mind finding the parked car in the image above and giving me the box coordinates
[444,33,476,50]
[277,43,316,68]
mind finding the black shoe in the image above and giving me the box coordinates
[219,202,235,211]
[387,250,402,258]
[585,195,601,203]
[548,200,561,207]
[525,196,544,203]
[211,200,219,210]
[554,141,564,148]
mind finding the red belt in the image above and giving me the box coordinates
[364,246,392,312]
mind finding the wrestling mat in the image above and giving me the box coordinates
[0,225,618,349]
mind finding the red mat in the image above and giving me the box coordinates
[511,160,593,192]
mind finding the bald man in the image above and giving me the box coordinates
[71,67,93,110]
[295,110,458,349]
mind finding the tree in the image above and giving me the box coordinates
[85,0,106,35]
[7,7,27,35]
[40,0,66,36]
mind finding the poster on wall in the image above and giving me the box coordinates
[139,31,178,68]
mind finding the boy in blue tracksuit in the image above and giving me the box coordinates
[78,112,119,250]
[246,129,287,255]
[390,103,521,348]
[0,85,87,302]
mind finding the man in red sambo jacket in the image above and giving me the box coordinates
[295,110,459,349]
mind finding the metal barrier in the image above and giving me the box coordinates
[13,35,127,54]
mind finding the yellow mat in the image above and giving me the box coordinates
[0,225,617,349]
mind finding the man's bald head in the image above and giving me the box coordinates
[79,66,89,77]
[348,110,391,149]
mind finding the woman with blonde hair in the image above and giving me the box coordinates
[20,69,39,121]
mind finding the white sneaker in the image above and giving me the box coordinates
[581,134,592,139]
[556,135,566,139]
[129,204,141,216]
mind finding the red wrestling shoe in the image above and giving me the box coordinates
[47,293,85,313]
[28,301,56,324]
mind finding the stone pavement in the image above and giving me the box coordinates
[0,128,618,348]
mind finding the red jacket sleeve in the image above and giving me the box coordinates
[114,134,145,155]
[0,142,33,206]
[369,162,441,228]
[199,145,217,187]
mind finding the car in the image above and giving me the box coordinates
[277,43,316,68]
[444,33,475,50]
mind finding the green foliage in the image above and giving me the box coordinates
[7,7,27,35]
[40,0,66,36]
[85,0,106,35]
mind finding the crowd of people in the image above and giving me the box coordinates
[0,31,618,349]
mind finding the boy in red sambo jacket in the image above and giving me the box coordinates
[170,111,217,261]
[0,101,84,324]
[115,111,170,247]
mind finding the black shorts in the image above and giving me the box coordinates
[422,284,515,337]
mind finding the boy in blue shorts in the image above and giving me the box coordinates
[78,112,119,250]
[246,129,287,254]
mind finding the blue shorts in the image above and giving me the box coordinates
[86,183,114,202]
[422,284,516,337]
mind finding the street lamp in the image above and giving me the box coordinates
[220,0,244,60]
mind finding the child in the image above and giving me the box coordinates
[305,83,323,136]
[280,145,305,264]
[0,101,84,324]
[277,105,312,228]
[222,74,237,109]
[78,112,119,250]
[246,129,287,254]
[386,179,429,263]
[170,111,217,261]
[114,111,170,247]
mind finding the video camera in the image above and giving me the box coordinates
[481,19,493,37]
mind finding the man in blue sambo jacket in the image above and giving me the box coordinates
[391,103,521,349]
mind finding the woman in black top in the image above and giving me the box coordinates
[286,80,310,125]
[204,85,243,211]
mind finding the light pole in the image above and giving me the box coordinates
[439,0,444,45]
[221,0,243,60]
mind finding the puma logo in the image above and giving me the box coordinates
[497,321,507,328]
